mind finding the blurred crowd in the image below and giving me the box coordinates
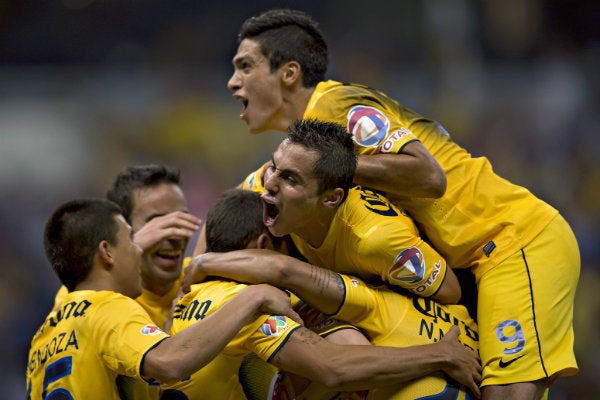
[1,1,598,398]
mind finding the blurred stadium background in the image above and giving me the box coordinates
[2,1,598,398]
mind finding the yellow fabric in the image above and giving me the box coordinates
[477,215,579,386]
[305,80,558,278]
[163,280,301,398]
[338,274,478,399]
[27,290,169,399]
[292,186,447,297]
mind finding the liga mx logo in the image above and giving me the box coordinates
[388,247,426,285]
[141,325,164,336]
[261,315,288,337]
[347,105,390,147]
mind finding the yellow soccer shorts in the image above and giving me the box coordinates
[477,214,580,387]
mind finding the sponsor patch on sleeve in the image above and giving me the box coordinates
[347,105,390,148]
[140,325,166,336]
[260,316,289,337]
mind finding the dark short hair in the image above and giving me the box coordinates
[44,198,122,291]
[205,189,284,252]
[106,164,181,223]
[285,119,357,199]
[238,8,328,87]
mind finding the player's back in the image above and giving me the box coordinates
[164,279,301,399]
[305,80,558,276]
[27,290,168,398]
[334,275,478,399]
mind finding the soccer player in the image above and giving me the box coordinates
[221,8,580,399]
[26,198,300,398]
[51,164,202,398]
[164,189,481,399]
[188,188,480,399]
[54,164,201,329]
[105,164,201,329]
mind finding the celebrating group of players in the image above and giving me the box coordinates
[26,8,579,400]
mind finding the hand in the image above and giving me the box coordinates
[247,284,303,325]
[181,254,208,293]
[439,326,482,398]
[134,211,201,253]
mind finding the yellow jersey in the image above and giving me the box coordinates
[163,279,301,399]
[26,290,169,399]
[339,274,478,399]
[292,186,448,298]
[304,80,558,277]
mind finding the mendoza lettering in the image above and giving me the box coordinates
[49,300,92,327]
[28,330,79,372]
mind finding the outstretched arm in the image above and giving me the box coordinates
[142,284,301,382]
[272,325,481,398]
[183,249,344,314]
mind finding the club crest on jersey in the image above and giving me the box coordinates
[141,325,164,336]
[347,105,389,147]
[389,247,426,284]
[261,315,289,337]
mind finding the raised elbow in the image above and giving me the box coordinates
[142,352,189,383]
[427,169,447,198]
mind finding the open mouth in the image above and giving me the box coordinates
[153,251,182,268]
[239,98,249,119]
[262,198,279,227]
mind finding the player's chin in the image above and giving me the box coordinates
[266,224,288,238]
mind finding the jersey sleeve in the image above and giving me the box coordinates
[242,164,267,194]
[305,82,420,156]
[349,189,448,297]
[91,294,170,379]
[360,221,447,297]
[241,313,302,363]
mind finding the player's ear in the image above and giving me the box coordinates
[322,188,344,209]
[281,61,302,86]
[256,232,272,250]
[97,240,115,269]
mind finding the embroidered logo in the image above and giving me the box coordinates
[498,354,525,368]
[261,316,289,337]
[347,105,389,147]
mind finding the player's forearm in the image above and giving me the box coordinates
[321,343,456,389]
[430,265,461,304]
[142,286,265,382]
[276,332,464,391]
[354,143,446,199]
[277,259,344,315]
[199,250,284,283]
[198,250,344,314]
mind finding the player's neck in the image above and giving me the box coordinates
[282,85,315,130]
[295,208,336,249]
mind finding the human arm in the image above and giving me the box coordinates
[142,283,302,382]
[184,247,462,307]
[134,211,201,253]
[184,249,344,314]
[271,325,481,398]
[354,141,446,199]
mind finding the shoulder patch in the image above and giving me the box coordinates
[347,105,389,147]
[260,316,289,337]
